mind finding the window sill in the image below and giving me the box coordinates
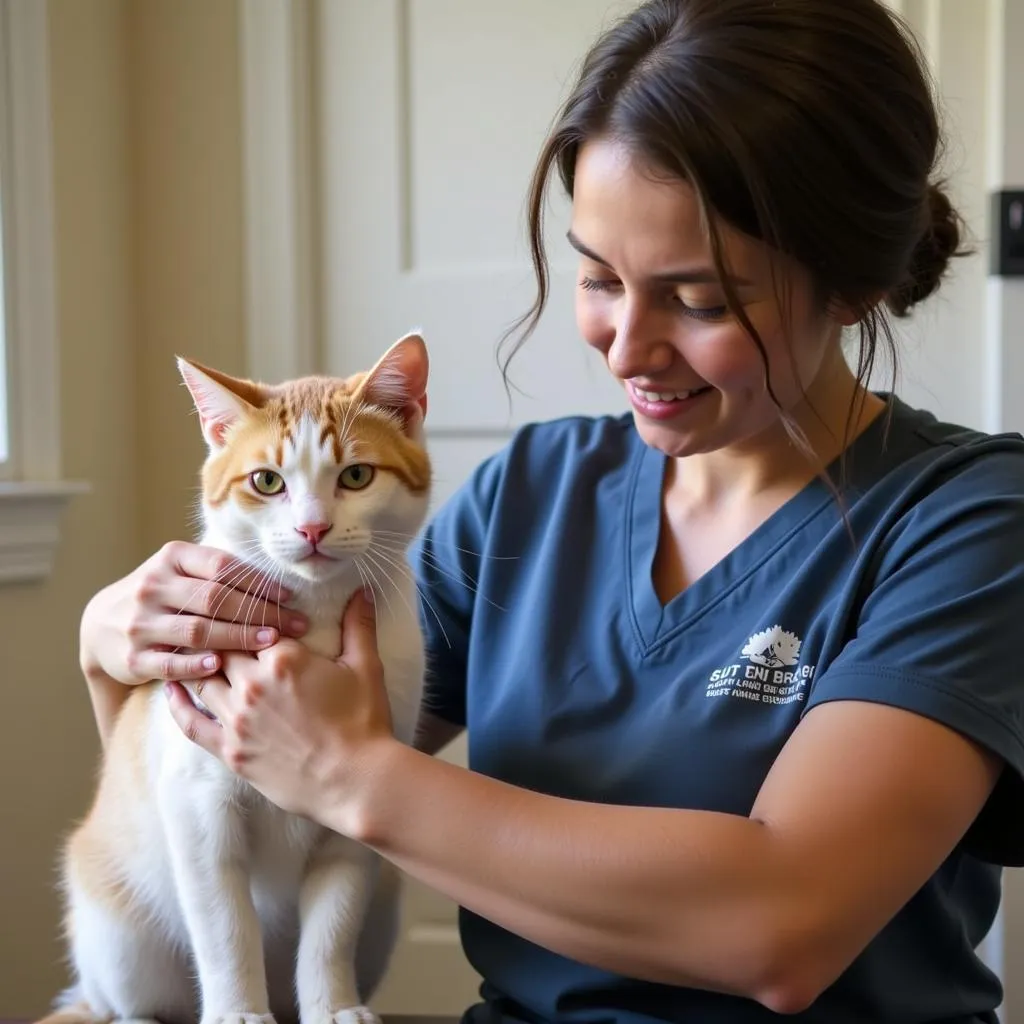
[0,480,89,584]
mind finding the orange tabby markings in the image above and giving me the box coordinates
[44,332,432,1024]
[191,369,430,509]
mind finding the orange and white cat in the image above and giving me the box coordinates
[50,333,433,1024]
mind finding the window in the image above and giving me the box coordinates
[0,0,86,583]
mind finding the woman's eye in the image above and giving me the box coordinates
[679,302,729,322]
[339,464,375,490]
[250,469,285,495]
[579,276,618,293]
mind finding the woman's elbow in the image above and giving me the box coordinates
[746,920,856,1015]
[670,903,847,1014]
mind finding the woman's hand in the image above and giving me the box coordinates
[81,540,308,687]
[165,590,395,828]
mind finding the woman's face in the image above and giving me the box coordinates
[570,138,845,460]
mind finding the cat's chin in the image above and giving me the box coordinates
[277,553,357,591]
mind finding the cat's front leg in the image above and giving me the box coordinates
[297,836,382,1024]
[160,782,274,1024]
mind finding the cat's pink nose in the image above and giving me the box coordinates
[295,522,332,546]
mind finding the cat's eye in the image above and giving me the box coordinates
[338,464,374,491]
[250,469,285,496]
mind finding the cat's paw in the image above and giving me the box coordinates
[202,1014,277,1024]
[328,1006,380,1024]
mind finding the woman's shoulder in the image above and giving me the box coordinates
[419,411,641,558]
[449,411,641,508]
[884,395,1024,467]
[503,410,641,467]
[855,396,1024,517]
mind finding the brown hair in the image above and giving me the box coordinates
[500,0,970,457]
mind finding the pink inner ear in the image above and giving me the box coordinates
[178,358,251,448]
[361,335,429,416]
[203,416,234,447]
[399,395,428,431]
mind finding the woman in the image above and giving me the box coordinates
[79,0,1024,1020]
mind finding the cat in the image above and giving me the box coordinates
[44,332,433,1024]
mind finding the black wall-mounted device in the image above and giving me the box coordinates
[990,189,1024,277]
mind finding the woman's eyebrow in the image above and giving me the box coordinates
[566,230,754,286]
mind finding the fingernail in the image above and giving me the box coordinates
[202,656,218,670]
[289,616,308,635]
[362,587,374,603]
[256,629,275,645]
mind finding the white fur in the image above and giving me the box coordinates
[57,358,429,1024]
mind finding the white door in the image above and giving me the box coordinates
[313,1,634,1014]
[243,0,1021,1014]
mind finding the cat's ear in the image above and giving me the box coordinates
[355,331,430,432]
[177,357,264,449]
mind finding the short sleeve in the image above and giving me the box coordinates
[408,448,507,727]
[805,447,1024,865]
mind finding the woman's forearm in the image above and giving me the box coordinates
[81,661,130,749]
[330,742,809,1008]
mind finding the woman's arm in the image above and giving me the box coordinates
[81,659,131,749]
[337,698,1000,1014]
[169,596,1003,1015]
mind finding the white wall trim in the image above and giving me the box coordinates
[239,0,319,385]
[984,0,1024,1014]
[985,0,1024,439]
[0,0,87,585]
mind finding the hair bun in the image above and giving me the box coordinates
[887,183,966,317]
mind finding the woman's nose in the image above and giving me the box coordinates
[606,306,675,380]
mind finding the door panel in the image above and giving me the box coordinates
[316,1,633,1012]
[318,0,631,432]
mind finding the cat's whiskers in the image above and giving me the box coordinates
[172,551,279,653]
[233,550,288,638]
[371,528,519,563]
[352,558,374,610]
[364,543,452,649]
[374,537,480,595]
[175,546,264,621]
[354,554,396,622]
[337,394,359,457]
[372,536,507,613]
[201,543,286,643]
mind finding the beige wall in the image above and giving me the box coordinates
[0,0,245,1014]
[128,0,246,554]
[0,0,136,1011]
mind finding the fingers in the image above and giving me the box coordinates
[129,647,223,683]
[127,541,307,663]
[338,589,380,672]
[190,674,232,720]
[158,612,284,655]
[163,562,307,639]
[164,681,223,754]
[162,541,292,607]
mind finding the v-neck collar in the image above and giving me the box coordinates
[623,396,906,655]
